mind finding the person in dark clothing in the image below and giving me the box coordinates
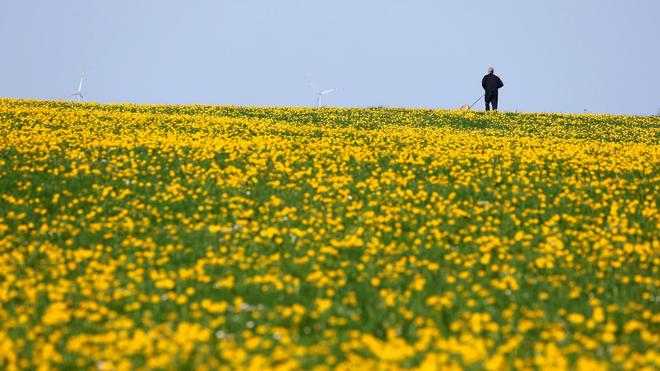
[482,67,504,111]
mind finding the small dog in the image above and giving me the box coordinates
[459,104,470,111]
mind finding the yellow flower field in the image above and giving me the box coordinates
[0,98,658,370]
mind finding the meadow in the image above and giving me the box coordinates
[0,98,658,370]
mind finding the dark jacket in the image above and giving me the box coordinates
[482,73,504,94]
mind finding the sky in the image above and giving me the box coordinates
[1,0,659,115]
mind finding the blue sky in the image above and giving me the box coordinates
[1,0,658,114]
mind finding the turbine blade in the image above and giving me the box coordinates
[320,89,336,95]
[78,73,84,92]
[306,77,320,93]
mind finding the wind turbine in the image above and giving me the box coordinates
[67,73,85,102]
[307,78,337,108]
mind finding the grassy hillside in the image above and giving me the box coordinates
[0,99,658,370]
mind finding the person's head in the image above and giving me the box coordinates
[488,67,494,74]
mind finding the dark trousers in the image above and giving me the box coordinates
[485,93,498,111]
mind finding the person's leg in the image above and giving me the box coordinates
[492,94,499,111]
[485,94,491,111]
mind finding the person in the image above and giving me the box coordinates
[482,67,504,111]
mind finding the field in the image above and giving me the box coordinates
[0,98,658,370]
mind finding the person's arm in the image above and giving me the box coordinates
[497,77,504,88]
[482,76,487,89]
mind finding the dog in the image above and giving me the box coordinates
[459,104,470,111]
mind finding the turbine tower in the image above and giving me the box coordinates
[68,73,85,102]
[307,78,336,108]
